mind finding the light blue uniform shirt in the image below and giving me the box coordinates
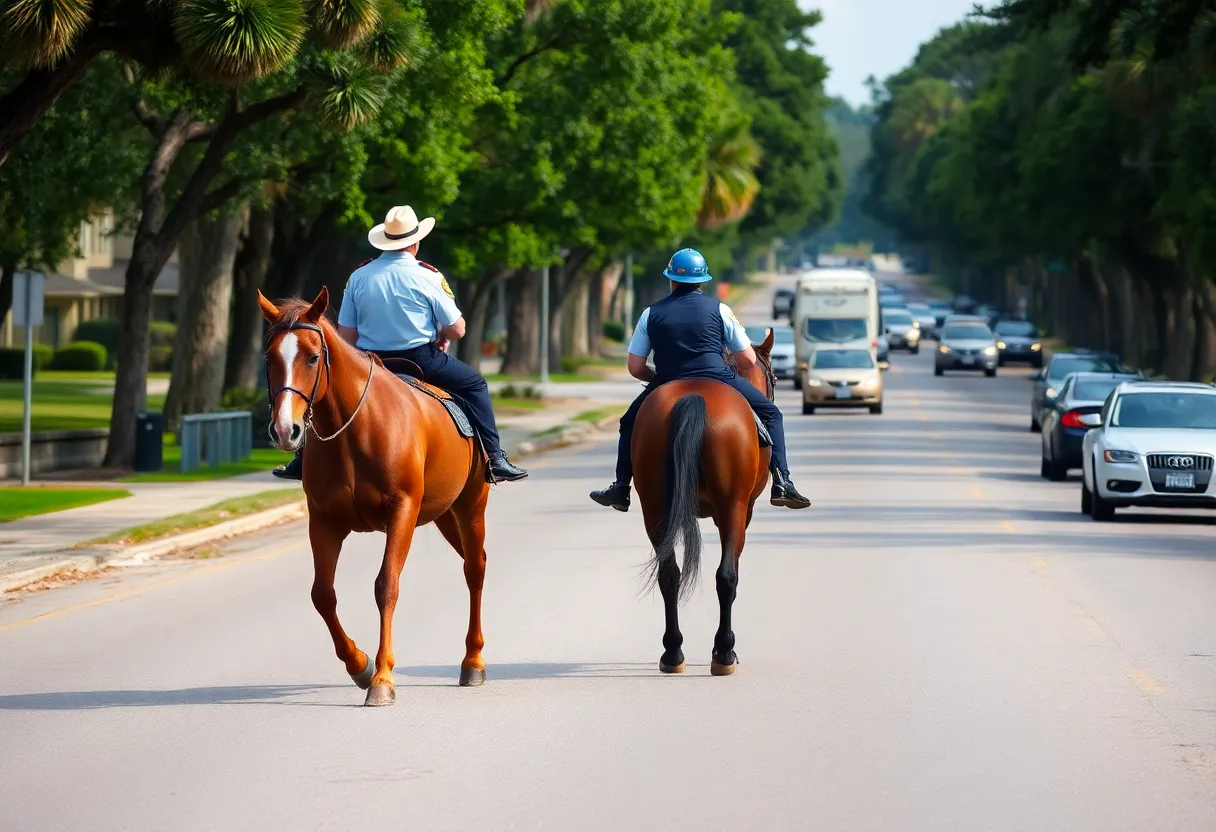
[627,303,752,357]
[337,250,461,351]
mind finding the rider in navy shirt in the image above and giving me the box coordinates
[590,248,810,512]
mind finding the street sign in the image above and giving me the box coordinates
[13,270,45,328]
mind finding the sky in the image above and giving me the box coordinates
[802,0,982,106]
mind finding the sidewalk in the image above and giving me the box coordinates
[0,377,635,592]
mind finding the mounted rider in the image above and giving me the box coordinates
[273,205,528,484]
[589,248,810,511]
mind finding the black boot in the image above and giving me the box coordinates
[770,469,811,509]
[590,481,631,512]
[488,452,528,482]
[272,451,303,481]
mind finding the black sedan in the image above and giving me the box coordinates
[993,319,1043,367]
[1040,371,1143,480]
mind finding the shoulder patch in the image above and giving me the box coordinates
[439,277,455,298]
[417,260,440,272]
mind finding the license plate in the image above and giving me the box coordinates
[961,356,975,366]
[834,387,851,400]
[1165,472,1195,489]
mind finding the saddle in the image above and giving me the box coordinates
[379,357,476,440]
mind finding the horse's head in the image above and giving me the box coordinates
[259,287,332,452]
[728,327,776,402]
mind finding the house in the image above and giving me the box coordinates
[0,213,179,348]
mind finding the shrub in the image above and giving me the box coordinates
[148,346,174,373]
[602,320,625,342]
[0,345,53,379]
[498,383,543,400]
[75,318,177,369]
[221,387,272,448]
[560,355,581,374]
[149,321,176,349]
[52,341,108,371]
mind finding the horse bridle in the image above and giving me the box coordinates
[264,321,374,442]
[756,351,777,401]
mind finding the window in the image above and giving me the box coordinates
[748,325,794,344]
[995,321,1036,337]
[1111,393,1216,429]
[1048,356,1118,381]
[1073,379,1124,402]
[813,350,875,370]
[884,311,913,326]
[805,318,868,343]
[941,324,992,340]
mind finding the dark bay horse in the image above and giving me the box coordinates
[633,328,777,677]
[259,288,490,707]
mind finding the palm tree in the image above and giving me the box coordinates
[0,0,390,166]
[698,113,761,230]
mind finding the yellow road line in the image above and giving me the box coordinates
[0,542,305,633]
[1126,667,1163,695]
[1001,520,1017,534]
[1029,556,1048,572]
[929,430,942,440]
[969,485,984,500]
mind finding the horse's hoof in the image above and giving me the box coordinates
[363,684,396,707]
[350,655,375,690]
[659,657,686,674]
[459,666,486,687]
[710,652,738,677]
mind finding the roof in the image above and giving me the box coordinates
[41,259,179,299]
[1120,380,1216,393]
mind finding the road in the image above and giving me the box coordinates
[1,272,1214,830]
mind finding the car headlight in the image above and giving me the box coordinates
[806,377,822,387]
[983,346,997,356]
[997,341,1007,349]
[1031,342,1042,351]
[1103,449,1138,463]
[912,321,920,328]
[1044,387,1057,399]
[938,345,951,354]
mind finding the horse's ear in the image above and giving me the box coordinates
[760,327,775,353]
[257,291,280,322]
[304,286,329,323]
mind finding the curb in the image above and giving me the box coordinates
[0,500,307,594]
[513,414,620,457]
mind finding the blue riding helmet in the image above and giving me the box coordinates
[663,248,713,284]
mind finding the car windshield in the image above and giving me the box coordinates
[1048,356,1118,381]
[813,350,875,370]
[884,311,913,326]
[805,318,868,343]
[1111,392,1216,429]
[942,324,992,341]
[1072,379,1125,401]
[995,321,1036,336]
[775,289,793,297]
[879,297,903,307]
[746,326,795,345]
[906,304,930,314]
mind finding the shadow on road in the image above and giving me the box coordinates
[396,661,701,684]
[0,684,349,710]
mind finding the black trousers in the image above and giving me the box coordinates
[374,345,503,457]
[614,370,789,483]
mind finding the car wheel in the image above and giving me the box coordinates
[1090,465,1116,521]
[1030,416,1041,434]
[984,368,997,378]
[1081,478,1093,514]
[934,366,943,377]
[869,403,883,415]
[1040,457,1050,480]
[909,345,919,355]
[793,375,802,391]
[1044,455,1066,482]
[802,402,815,415]
[998,357,1006,367]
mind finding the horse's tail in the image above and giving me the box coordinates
[655,393,706,603]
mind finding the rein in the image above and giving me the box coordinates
[265,321,374,443]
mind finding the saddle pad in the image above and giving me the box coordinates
[754,413,772,448]
[394,374,475,439]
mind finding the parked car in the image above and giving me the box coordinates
[993,319,1043,367]
[801,348,883,415]
[935,317,998,376]
[1030,351,1125,433]
[879,293,906,310]
[746,325,796,380]
[1040,372,1144,480]
[882,307,920,354]
[876,333,889,369]
[905,302,938,335]
[1081,381,1216,520]
[772,287,795,321]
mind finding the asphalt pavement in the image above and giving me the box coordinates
[1,271,1213,831]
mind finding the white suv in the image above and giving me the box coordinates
[1081,381,1216,521]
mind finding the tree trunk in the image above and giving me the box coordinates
[0,38,105,168]
[456,270,512,372]
[0,260,15,326]
[562,278,590,360]
[163,206,244,431]
[224,202,275,391]
[105,256,158,467]
[502,270,540,376]
[588,265,610,357]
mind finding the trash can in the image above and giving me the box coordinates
[134,411,164,472]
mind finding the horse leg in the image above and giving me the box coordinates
[308,518,372,689]
[647,525,685,674]
[434,505,488,687]
[711,504,747,676]
[365,501,420,707]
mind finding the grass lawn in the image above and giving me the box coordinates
[87,488,303,546]
[0,374,166,434]
[0,486,131,523]
[572,406,625,423]
[120,440,290,483]
[485,372,597,383]
[725,279,762,308]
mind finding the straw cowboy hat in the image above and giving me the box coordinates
[368,205,436,251]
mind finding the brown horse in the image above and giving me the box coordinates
[258,287,490,707]
[633,329,777,677]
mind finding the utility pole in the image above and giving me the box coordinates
[21,276,33,486]
[623,252,634,340]
[539,264,550,385]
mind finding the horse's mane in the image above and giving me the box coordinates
[265,298,387,368]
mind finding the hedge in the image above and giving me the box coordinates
[73,318,176,369]
[52,341,108,372]
[0,345,54,379]
[603,320,625,342]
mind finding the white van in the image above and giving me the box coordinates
[791,269,880,389]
